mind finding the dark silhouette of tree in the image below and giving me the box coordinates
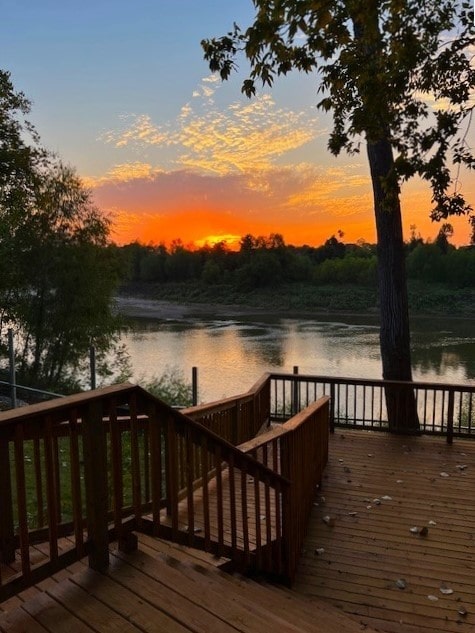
[435,223,454,254]
[202,1,475,430]
[1,70,122,391]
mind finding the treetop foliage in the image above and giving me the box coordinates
[118,230,475,290]
[202,0,475,222]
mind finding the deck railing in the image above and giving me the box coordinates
[1,378,315,601]
[239,396,329,584]
[5,369,466,600]
[183,372,271,446]
[269,372,475,442]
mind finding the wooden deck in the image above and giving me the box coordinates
[295,430,475,633]
[1,430,474,632]
[0,535,374,633]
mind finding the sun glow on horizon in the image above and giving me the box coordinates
[194,234,242,249]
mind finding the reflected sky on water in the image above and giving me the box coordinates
[122,315,475,403]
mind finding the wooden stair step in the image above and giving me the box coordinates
[112,547,308,633]
[131,536,378,632]
[140,535,229,568]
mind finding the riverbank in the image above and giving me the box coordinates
[117,281,475,321]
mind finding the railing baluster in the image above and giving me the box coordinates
[143,424,150,504]
[0,433,15,565]
[69,408,84,557]
[52,432,61,525]
[274,479,282,576]
[422,389,427,428]
[254,469,262,570]
[200,435,210,552]
[166,415,179,538]
[447,390,454,445]
[185,426,195,546]
[148,402,162,535]
[228,453,237,556]
[14,423,31,582]
[264,474,272,572]
[129,392,142,529]
[33,437,44,529]
[215,447,224,557]
[44,415,59,563]
[109,398,124,546]
[240,465,250,567]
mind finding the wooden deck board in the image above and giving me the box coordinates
[294,430,475,633]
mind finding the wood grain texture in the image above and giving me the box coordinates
[294,430,475,633]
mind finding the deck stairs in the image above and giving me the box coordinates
[0,535,376,632]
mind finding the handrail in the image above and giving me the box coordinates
[0,378,288,601]
[183,372,271,446]
[0,382,138,426]
[239,396,330,583]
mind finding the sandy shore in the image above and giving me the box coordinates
[115,295,271,320]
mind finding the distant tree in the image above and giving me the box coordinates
[202,1,475,430]
[237,250,282,289]
[435,222,454,254]
[0,70,123,391]
[267,232,286,249]
[239,233,258,254]
[470,216,475,246]
[166,241,200,281]
[406,225,424,253]
[323,234,346,259]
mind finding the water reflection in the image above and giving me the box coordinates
[123,315,475,402]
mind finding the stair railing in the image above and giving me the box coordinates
[0,379,291,602]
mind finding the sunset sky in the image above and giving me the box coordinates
[2,1,474,247]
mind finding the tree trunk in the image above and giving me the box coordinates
[366,138,420,432]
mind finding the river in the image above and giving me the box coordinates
[120,305,475,404]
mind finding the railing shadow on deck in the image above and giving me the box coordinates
[0,377,329,602]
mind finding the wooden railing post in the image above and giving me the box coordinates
[0,436,15,563]
[291,366,299,416]
[329,383,335,433]
[447,390,454,445]
[192,366,198,406]
[82,400,109,571]
[231,401,239,446]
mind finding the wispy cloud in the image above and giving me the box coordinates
[91,75,378,245]
[177,94,322,176]
[98,75,323,180]
[99,115,172,148]
[83,162,164,187]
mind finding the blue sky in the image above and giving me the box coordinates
[2,1,474,246]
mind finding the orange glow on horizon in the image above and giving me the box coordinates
[109,205,472,249]
[194,234,242,249]
[109,207,374,248]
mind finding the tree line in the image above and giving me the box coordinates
[118,228,475,291]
